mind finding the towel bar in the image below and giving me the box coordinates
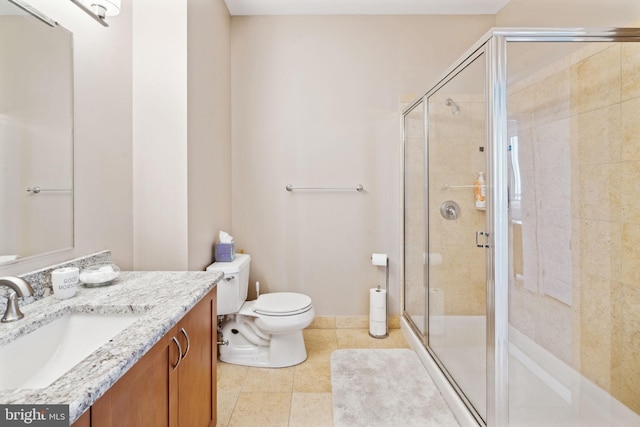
[286,184,364,192]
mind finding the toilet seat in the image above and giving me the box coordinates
[253,292,312,316]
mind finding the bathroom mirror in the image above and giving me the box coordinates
[0,0,74,265]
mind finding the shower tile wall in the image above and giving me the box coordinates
[508,42,640,414]
[428,93,486,316]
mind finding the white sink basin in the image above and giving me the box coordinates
[0,313,141,390]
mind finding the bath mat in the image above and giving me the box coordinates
[331,349,459,427]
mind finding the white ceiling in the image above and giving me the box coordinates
[224,0,511,16]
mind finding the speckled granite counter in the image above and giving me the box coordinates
[0,270,222,424]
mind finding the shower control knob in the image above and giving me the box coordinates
[440,201,460,220]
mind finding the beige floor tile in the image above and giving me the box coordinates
[336,315,368,329]
[336,328,410,349]
[308,317,336,329]
[304,338,338,364]
[219,326,411,425]
[303,328,337,343]
[228,392,291,427]
[385,329,411,348]
[289,392,333,427]
[388,315,401,329]
[216,390,239,427]
[242,366,294,392]
[217,362,248,392]
[293,362,332,393]
[335,328,376,348]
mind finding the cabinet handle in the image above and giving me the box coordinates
[172,336,183,370]
[180,327,191,359]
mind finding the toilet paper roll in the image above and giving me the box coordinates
[51,267,79,300]
[369,288,387,337]
[371,253,388,266]
[370,320,387,337]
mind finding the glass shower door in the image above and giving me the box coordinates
[426,53,487,422]
[403,100,427,338]
[506,38,640,426]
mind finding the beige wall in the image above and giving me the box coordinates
[230,15,495,315]
[132,0,231,271]
[188,0,232,271]
[132,0,189,270]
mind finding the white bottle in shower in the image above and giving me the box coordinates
[475,172,486,210]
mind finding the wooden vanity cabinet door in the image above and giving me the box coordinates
[177,288,216,427]
[91,330,179,427]
[70,410,90,427]
[88,287,216,427]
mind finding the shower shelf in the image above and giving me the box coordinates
[442,184,484,190]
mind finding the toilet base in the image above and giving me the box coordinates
[219,320,308,368]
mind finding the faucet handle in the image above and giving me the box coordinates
[0,276,34,323]
[2,291,25,323]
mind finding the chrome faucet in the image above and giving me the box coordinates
[0,277,34,323]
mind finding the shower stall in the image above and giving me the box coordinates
[402,28,640,426]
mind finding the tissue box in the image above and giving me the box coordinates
[215,243,235,262]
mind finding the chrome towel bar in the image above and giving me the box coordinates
[26,186,72,194]
[286,184,364,192]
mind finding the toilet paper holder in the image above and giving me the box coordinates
[371,253,389,291]
[370,253,389,339]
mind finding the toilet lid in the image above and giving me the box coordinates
[253,292,312,316]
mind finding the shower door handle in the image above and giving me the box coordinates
[476,231,489,248]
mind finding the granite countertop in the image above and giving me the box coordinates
[0,270,222,424]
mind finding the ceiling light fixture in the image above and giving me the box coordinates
[70,0,121,27]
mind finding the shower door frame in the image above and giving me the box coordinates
[402,27,640,427]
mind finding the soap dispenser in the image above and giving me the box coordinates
[475,172,486,210]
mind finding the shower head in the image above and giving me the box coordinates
[445,98,461,116]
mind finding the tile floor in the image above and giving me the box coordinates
[216,318,410,427]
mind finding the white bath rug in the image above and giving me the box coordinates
[331,348,459,427]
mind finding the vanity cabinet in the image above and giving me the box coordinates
[89,288,216,427]
[71,411,90,427]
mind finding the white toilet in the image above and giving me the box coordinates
[206,254,314,368]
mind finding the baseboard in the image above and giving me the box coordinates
[308,315,401,329]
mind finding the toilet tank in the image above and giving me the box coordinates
[206,253,251,315]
